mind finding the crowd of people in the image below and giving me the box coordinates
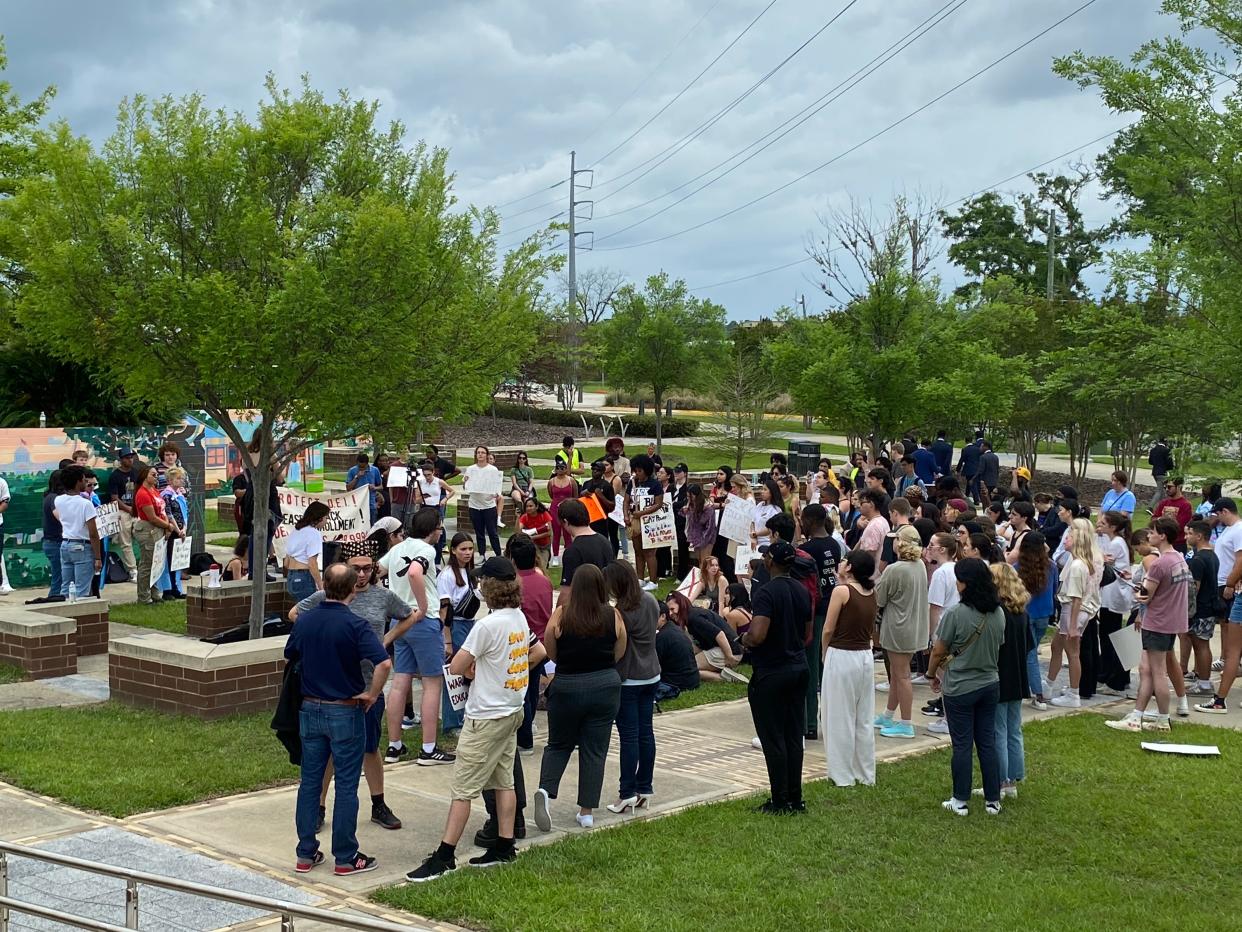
[244,432,1242,874]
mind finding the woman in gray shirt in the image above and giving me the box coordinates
[874,525,930,740]
[604,560,661,813]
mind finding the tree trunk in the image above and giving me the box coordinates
[248,431,274,639]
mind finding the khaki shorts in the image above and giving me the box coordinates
[1057,604,1091,637]
[449,708,523,801]
[705,646,731,670]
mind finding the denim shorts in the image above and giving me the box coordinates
[394,619,445,677]
[1229,594,1242,625]
[1141,630,1176,652]
[364,693,385,754]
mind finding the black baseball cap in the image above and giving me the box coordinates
[1211,497,1238,515]
[478,556,517,580]
[767,540,797,567]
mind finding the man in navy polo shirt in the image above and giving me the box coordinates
[286,563,391,876]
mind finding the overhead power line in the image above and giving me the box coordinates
[491,178,568,211]
[685,122,1129,293]
[594,0,1102,253]
[587,0,782,169]
[594,0,967,222]
[592,0,864,205]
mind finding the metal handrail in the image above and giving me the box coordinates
[0,841,420,931]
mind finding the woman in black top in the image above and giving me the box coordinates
[42,470,65,599]
[655,602,700,700]
[741,541,812,814]
[534,565,627,832]
[666,591,743,681]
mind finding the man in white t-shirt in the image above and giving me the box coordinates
[405,557,546,882]
[53,465,101,598]
[1197,498,1242,713]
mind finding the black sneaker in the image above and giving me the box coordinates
[751,799,789,815]
[921,700,944,718]
[804,728,818,741]
[371,803,402,830]
[417,747,456,766]
[334,852,378,876]
[785,800,808,815]
[315,805,325,833]
[406,849,456,883]
[1194,696,1228,714]
[384,744,409,764]
[474,816,526,847]
[468,845,518,869]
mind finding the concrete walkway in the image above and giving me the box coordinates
[4,639,1241,930]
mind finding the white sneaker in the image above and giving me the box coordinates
[1097,685,1126,697]
[1212,659,1225,672]
[926,719,949,735]
[910,674,929,686]
[750,736,763,750]
[1177,695,1190,718]
[533,788,552,832]
[1029,697,1048,711]
[1104,711,1142,732]
[1001,784,1018,799]
[550,555,561,567]
[641,580,658,591]
[0,584,12,595]
[497,519,505,528]
[1050,693,1081,709]
[720,667,749,684]
[874,681,890,692]
[941,798,968,816]
[575,812,594,829]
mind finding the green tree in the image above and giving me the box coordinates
[701,340,780,471]
[1055,0,1242,440]
[9,79,552,634]
[597,272,726,451]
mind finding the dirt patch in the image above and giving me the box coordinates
[440,417,570,451]
[1011,467,1156,506]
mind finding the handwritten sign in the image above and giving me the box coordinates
[718,494,754,544]
[149,538,167,589]
[465,465,503,498]
[634,489,675,550]
[95,502,122,539]
[386,465,409,489]
[170,537,192,572]
[271,486,370,561]
[444,664,470,712]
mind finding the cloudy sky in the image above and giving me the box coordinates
[4,0,1172,318]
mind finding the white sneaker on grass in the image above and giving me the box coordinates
[1104,711,1142,732]
[941,798,968,816]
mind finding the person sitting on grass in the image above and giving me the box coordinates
[665,590,747,683]
[405,557,541,881]
[654,601,700,701]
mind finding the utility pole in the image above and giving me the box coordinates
[568,151,593,404]
[797,294,807,318]
[1046,208,1056,301]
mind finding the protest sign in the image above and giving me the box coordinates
[633,489,674,550]
[735,543,761,577]
[386,465,409,489]
[271,486,371,561]
[170,537,192,572]
[579,493,606,524]
[444,664,470,712]
[718,494,754,543]
[465,466,503,498]
[149,539,167,589]
[95,502,122,538]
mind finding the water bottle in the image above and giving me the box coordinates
[208,564,221,589]
[67,581,77,603]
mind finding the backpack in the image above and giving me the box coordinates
[105,550,129,584]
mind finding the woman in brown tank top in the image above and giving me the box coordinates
[820,550,879,787]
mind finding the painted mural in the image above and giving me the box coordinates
[0,413,324,589]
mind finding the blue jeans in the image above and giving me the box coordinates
[59,540,94,597]
[615,682,658,798]
[43,539,63,599]
[1026,615,1051,697]
[440,618,475,733]
[286,569,316,603]
[296,701,366,865]
[993,699,1025,783]
[944,682,1000,803]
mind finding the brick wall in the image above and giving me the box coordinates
[109,633,286,719]
[455,498,520,533]
[26,599,110,657]
[0,610,77,679]
[184,578,294,640]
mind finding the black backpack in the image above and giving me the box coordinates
[105,550,129,584]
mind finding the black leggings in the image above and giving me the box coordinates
[469,506,502,558]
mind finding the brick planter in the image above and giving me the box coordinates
[27,599,110,656]
[0,608,77,679]
[184,577,294,640]
[109,632,287,719]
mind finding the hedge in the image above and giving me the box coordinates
[491,401,699,438]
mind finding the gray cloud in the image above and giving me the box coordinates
[3,0,1168,315]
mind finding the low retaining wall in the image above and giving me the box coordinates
[184,577,295,640]
[27,599,110,656]
[109,632,287,719]
[0,608,76,679]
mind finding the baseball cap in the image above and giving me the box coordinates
[1015,467,1031,481]
[1211,497,1238,515]
[118,447,136,458]
[767,540,797,567]
[369,516,402,535]
[478,556,517,580]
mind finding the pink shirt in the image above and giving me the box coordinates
[859,515,889,559]
[1141,550,1191,635]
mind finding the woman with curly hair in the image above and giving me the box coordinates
[990,562,1033,797]
[873,525,930,740]
[1016,532,1058,709]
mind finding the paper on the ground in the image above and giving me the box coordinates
[170,537,192,572]
[1141,742,1220,756]
[386,465,409,489]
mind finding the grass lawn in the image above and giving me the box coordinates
[374,714,1241,930]
[109,600,188,635]
[202,509,235,535]
[0,704,299,816]
[656,665,750,712]
[0,662,25,684]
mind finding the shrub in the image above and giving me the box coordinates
[491,401,698,437]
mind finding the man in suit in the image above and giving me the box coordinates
[956,432,985,504]
[930,430,954,480]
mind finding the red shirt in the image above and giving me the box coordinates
[518,511,552,546]
[1154,496,1193,547]
[518,568,553,640]
[134,486,165,524]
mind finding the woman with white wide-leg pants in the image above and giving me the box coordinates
[820,551,879,787]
